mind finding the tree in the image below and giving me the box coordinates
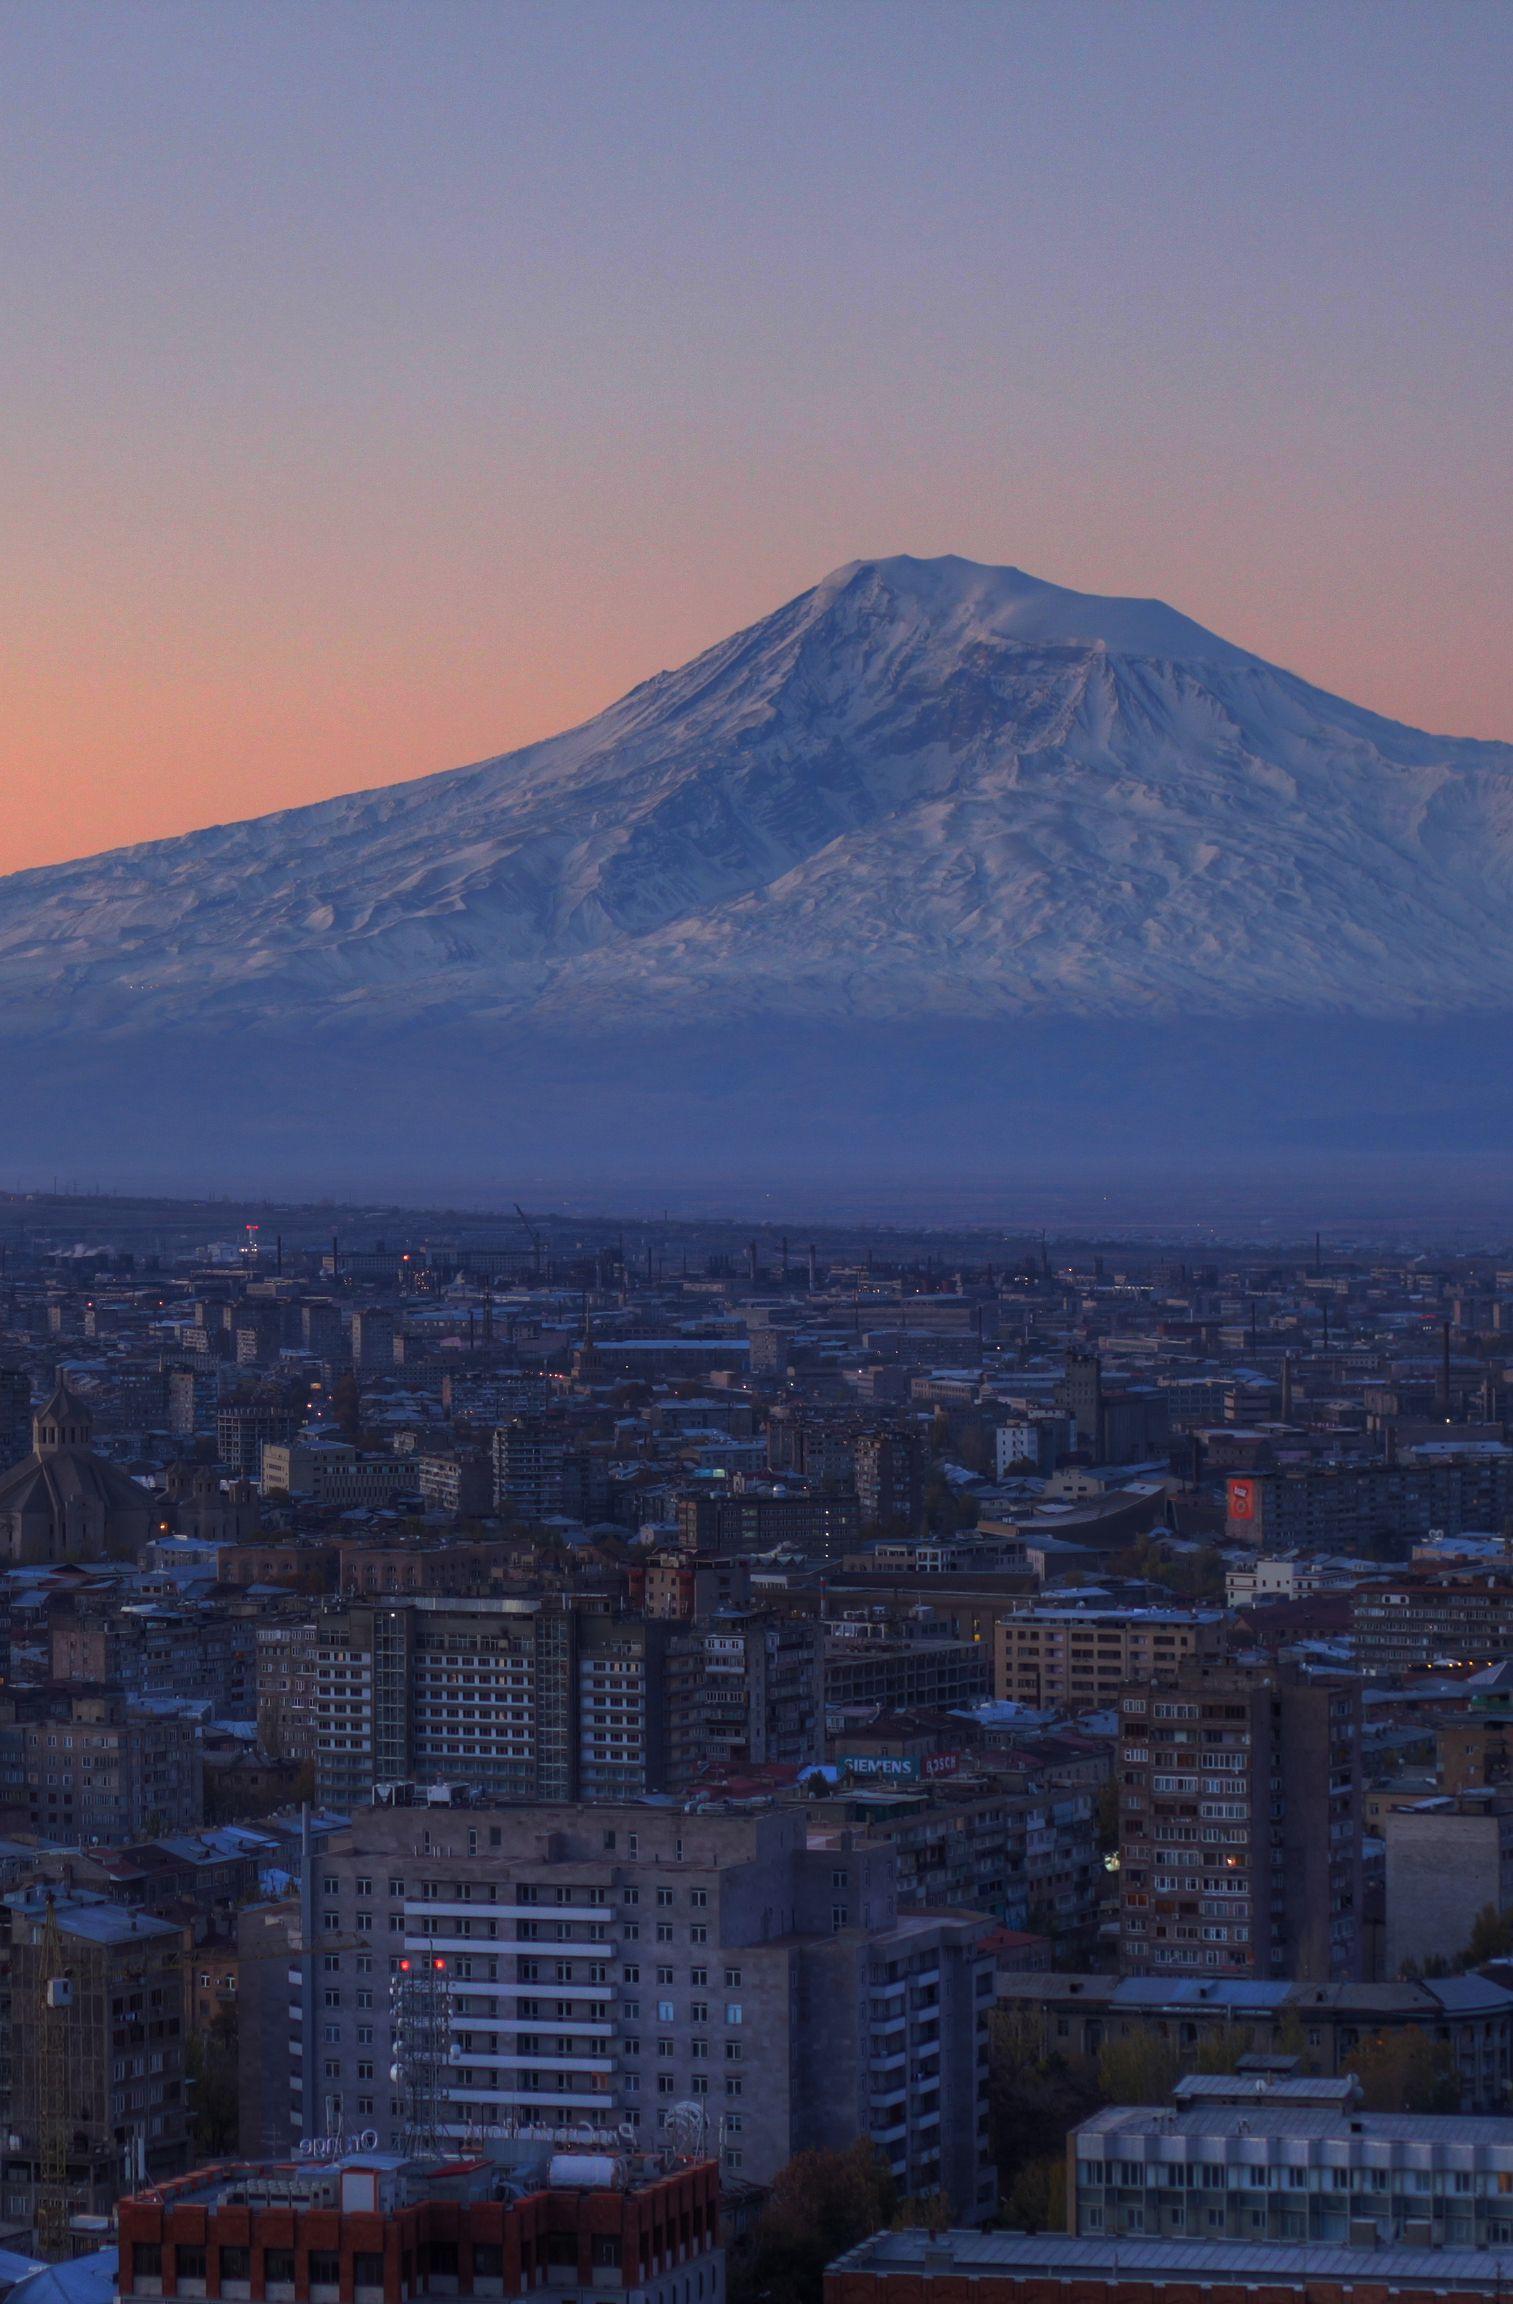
[732,2141,896,2304]
[987,2008,1101,2201]
[1097,2031,1183,2105]
[1003,2155,1067,2233]
[186,2005,240,2155]
[1462,1904,1513,1967]
[1349,2028,1460,2114]
[892,2188,954,2232]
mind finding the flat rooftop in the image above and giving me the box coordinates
[831,2230,1513,2290]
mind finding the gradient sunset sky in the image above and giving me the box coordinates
[3,1,1509,876]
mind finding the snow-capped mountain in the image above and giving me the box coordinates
[5,554,1513,1199]
[5,553,1512,1039]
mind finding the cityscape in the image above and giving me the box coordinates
[0,1197,1512,2291]
[2,9,1510,2304]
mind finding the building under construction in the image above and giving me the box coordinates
[0,1889,190,2255]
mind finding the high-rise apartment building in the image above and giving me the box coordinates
[854,1432,925,1532]
[311,1599,825,1810]
[0,1367,31,1470]
[288,1801,996,2215]
[1117,1661,1362,1981]
[313,1599,693,1810]
[1,1887,190,2238]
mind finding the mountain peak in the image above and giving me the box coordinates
[810,553,1257,667]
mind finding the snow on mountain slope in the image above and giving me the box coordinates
[4,553,1512,1038]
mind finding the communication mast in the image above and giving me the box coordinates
[389,1955,455,2154]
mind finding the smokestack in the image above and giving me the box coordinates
[807,1243,819,1293]
[747,1240,759,1284]
[1280,1354,1293,1425]
[1440,1318,1452,1422]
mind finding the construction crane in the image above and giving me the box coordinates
[35,1897,74,2261]
[513,1204,544,1281]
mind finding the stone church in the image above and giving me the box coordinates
[0,1380,153,1564]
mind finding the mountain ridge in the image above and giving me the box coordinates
[3,554,1510,1038]
[5,553,1513,1199]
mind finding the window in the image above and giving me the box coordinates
[724,1968,742,1988]
[725,2002,743,2025]
[656,1924,674,1943]
[658,2000,676,2021]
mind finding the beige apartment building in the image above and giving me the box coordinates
[994,1605,1226,1710]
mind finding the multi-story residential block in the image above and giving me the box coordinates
[1353,1569,1513,1676]
[1071,2071,1513,2248]
[217,1402,299,1479]
[0,1888,190,2240]
[806,1776,1100,1950]
[1057,1348,1171,1464]
[310,1597,700,1810]
[854,1431,925,1531]
[47,1594,258,1718]
[674,1490,860,1559]
[118,2146,723,2304]
[293,1800,996,2215]
[255,1618,318,1763]
[1118,1661,1362,1981]
[1382,1786,1513,1975]
[260,1440,416,1506]
[825,1628,990,1715]
[349,1309,396,1370]
[675,1611,824,1781]
[0,1686,202,1838]
[994,1969,1513,2111]
[416,1451,492,1516]
[1227,1454,1513,1552]
[0,1368,32,1470]
[995,1606,1227,1710]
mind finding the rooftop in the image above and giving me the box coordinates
[829,2231,1513,2290]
